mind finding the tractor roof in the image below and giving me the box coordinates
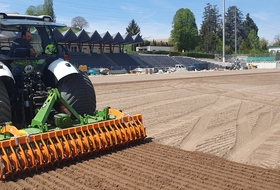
[0,12,65,29]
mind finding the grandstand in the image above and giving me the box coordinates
[54,28,223,72]
[130,54,177,68]
[68,52,114,69]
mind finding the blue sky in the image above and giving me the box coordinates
[1,0,279,44]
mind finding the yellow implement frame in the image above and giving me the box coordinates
[0,114,146,179]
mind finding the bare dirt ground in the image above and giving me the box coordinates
[1,69,280,189]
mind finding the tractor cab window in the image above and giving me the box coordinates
[36,26,57,56]
[30,27,44,55]
[0,30,20,57]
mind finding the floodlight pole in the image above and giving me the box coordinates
[223,0,225,63]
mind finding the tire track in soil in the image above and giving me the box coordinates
[101,153,193,189]
[139,94,218,129]
[0,142,279,190]
[224,101,250,158]
[136,142,280,189]
[147,95,219,139]
[128,143,278,189]
[45,169,93,190]
[105,148,219,190]
[179,96,223,150]
[3,179,36,190]
[227,106,278,163]
[72,161,142,189]
[55,166,113,189]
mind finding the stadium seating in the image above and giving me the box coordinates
[104,53,142,71]
[66,52,220,72]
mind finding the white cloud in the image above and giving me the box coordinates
[251,12,270,21]
[0,3,11,12]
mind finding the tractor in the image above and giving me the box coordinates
[0,12,146,179]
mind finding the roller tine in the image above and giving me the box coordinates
[18,144,29,172]
[46,142,53,166]
[74,134,81,156]
[6,148,15,174]
[59,137,68,158]
[14,147,23,172]
[1,147,11,180]
[81,136,87,153]
[118,124,126,144]
[66,135,74,159]
[22,148,30,172]
[38,142,46,164]
[62,135,73,158]
[54,144,60,167]
[26,142,37,170]
[97,127,107,149]
[0,156,6,180]
[81,130,88,152]
[56,138,65,162]
[70,133,79,158]
[76,134,85,154]
[113,123,122,145]
[92,127,101,150]
[103,125,113,147]
[8,147,16,175]
[75,134,81,155]
[55,136,63,160]
[109,123,119,146]
[116,122,127,144]
[86,136,93,153]
[127,121,136,140]
[60,137,66,158]
[8,155,15,180]
[29,144,38,172]
[49,137,59,163]
[87,129,97,152]
[124,122,132,141]
[47,139,54,163]
[78,132,87,154]
[41,139,51,165]
[80,130,89,153]
[74,141,80,160]
[85,130,95,153]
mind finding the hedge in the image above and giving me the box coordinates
[138,50,214,59]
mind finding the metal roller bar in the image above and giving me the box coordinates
[0,114,146,179]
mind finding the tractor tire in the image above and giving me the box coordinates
[57,73,96,116]
[0,79,11,123]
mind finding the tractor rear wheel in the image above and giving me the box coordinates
[57,73,96,116]
[0,79,11,123]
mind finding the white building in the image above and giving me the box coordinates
[136,46,173,52]
[268,46,280,54]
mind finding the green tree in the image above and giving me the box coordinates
[248,29,259,50]
[170,8,198,52]
[225,6,244,52]
[273,34,280,46]
[126,19,141,36]
[259,38,268,51]
[25,5,44,16]
[126,19,141,51]
[239,39,251,53]
[25,0,55,21]
[242,13,258,39]
[200,3,221,51]
[43,0,55,21]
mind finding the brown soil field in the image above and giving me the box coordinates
[1,69,280,189]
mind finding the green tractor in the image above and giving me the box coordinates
[0,12,96,129]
